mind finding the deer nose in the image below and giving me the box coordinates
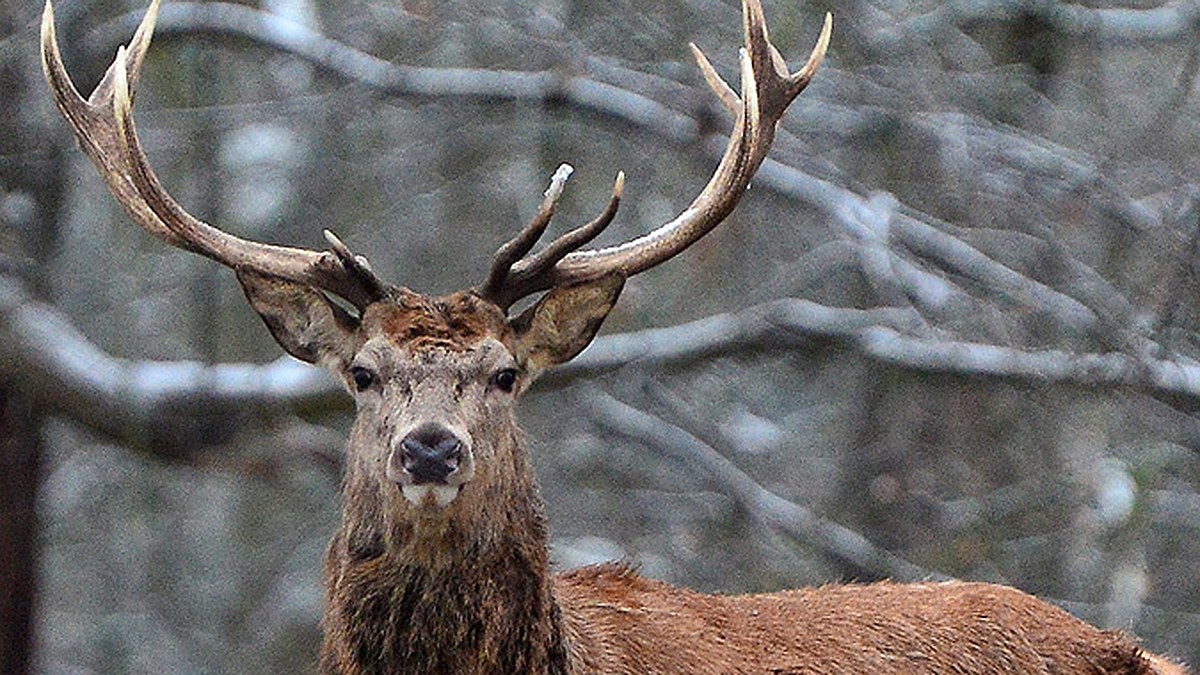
[396,423,464,484]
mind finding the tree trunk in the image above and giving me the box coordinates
[0,388,40,675]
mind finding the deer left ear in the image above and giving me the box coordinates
[236,269,361,370]
[509,274,624,377]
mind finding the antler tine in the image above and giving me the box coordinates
[42,0,386,310]
[481,164,574,302]
[480,171,625,309]
[41,0,181,248]
[323,230,388,300]
[517,172,624,281]
[501,1,830,300]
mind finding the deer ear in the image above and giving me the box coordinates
[236,269,360,368]
[509,274,624,376]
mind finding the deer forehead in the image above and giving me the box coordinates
[362,289,512,354]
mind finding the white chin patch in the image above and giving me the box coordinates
[401,484,461,509]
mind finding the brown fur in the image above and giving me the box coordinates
[312,294,1186,675]
[558,565,1172,674]
[373,290,510,353]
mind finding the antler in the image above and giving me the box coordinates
[480,0,831,310]
[479,165,625,307]
[40,0,385,310]
[44,0,827,314]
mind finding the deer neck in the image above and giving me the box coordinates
[322,432,572,675]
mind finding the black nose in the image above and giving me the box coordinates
[398,423,463,484]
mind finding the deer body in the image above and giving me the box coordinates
[41,0,1186,671]
[311,295,1175,675]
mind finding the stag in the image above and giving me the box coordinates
[42,0,1186,672]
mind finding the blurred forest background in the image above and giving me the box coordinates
[2,0,1200,671]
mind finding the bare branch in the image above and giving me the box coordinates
[81,1,1166,350]
[911,0,1200,44]
[88,1,700,143]
[0,275,338,455]
[589,389,945,582]
[859,327,1200,405]
[12,260,1200,455]
[550,299,924,383]
[751,153,1103,335]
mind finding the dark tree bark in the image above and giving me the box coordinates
[0,388,40,675]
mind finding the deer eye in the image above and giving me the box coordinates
[492,368,518,393]
[350,366,377,392]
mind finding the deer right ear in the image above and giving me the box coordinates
[509,274,624,377]
[236,269,360,368]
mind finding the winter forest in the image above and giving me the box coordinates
[2,0,1200,671]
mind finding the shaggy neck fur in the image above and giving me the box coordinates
[319,430,571,675]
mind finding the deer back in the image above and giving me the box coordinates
[556,566,1177,674]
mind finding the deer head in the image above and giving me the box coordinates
[41,0,829,529]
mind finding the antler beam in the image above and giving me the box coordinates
[40,0,385,309]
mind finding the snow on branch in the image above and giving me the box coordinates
[0,275,335,455]
[7,264,1200,458]
[860,327,1200,402]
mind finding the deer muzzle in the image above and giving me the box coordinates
[387,422,474,508]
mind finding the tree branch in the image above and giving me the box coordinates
[82,1,1174,352]
[88,2,699,143]
[589,389,945,582]
[860,326,1200,407]
[10,258,1200,455]
[549,300,924,383]
[0,275,335,456]
[912,0,1200,44]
